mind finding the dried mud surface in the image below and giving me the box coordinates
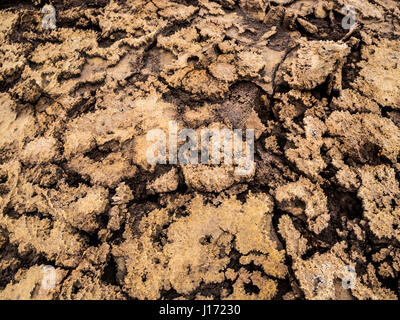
[0,0,400,300]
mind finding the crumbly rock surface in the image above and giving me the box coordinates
[0,0,399,300]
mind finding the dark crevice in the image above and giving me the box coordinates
[101,256,118,286]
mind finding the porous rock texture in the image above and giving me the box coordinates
[0,0,399,300]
